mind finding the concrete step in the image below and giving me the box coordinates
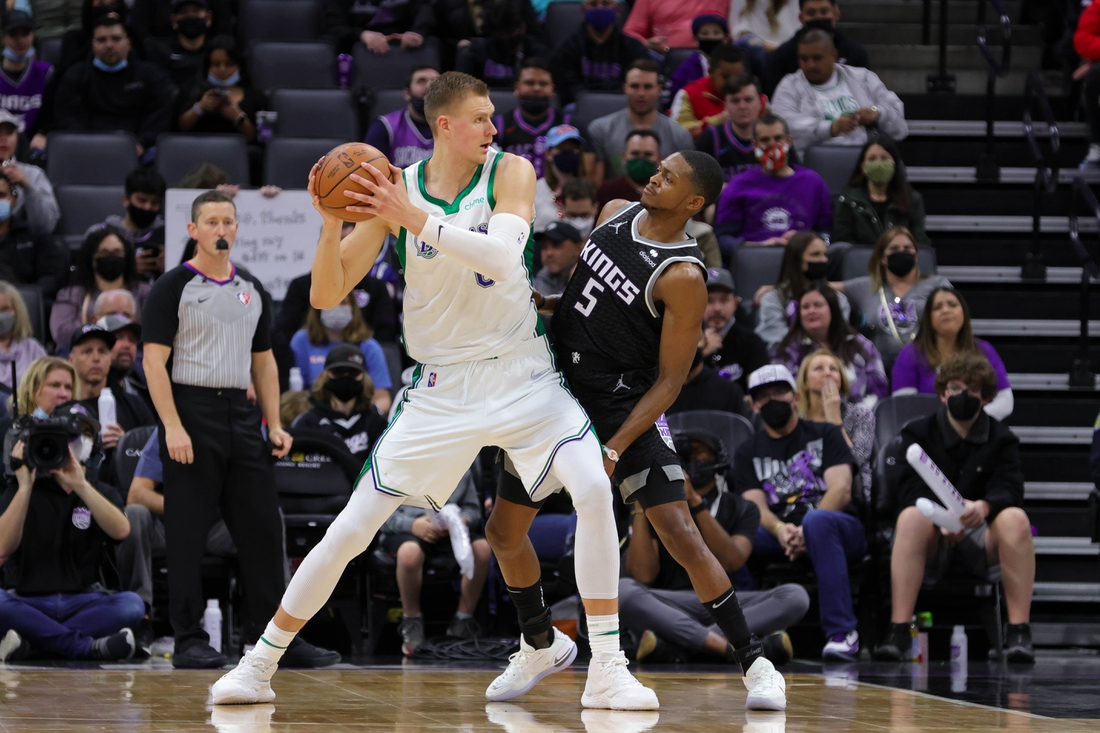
[972,319,1098,338]
[937,266,1093,284]
[907,167,1100,185]
[908,120,1087,138]
[1032,582,1100,602]
[841,0,1021,25]
[1026,482,1095,501]
[1032,621,1100,645]
[1034,537,1100,556]
[867,44,1042,70]
[925,214,1096,233]
[1009,373,1100,391]
[1009,426,1095,445]
[844,23,1040,47]
[878,68,1054,96]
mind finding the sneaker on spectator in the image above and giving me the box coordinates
[399,615,425,656]
[873,623,914,662]
[0,630,30,663]
[280,637,341,668]
[134,618,154,658]
[743,656,786,711]
[1004,623,1035,664]
[761,631,792,666]
[822,630,859,662]
[173,641,229,669]
[91,628,136,661]
[634,630,683,664]
[446,614,480,640]
[1080,144,1100,170]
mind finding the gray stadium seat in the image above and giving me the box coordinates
[872,394,942,452]
[273,89,359,140]
[368,89,409,120]
[251,42,337,92]
[14,284,45,344]
[662,47,697,78]
[156,134,250,187]
[575,91,626,124]
[55,185,124,236]
[113,426,156,494]
[46,132,139,186]
[732,245,784,319]
[352,38,440,91]
[238,0,320,45]
[665,410,754,468]
[801,145,863,196]
[841,245,938,282]
[544,1,583,50]
[489,90,520,122]
[264,137,344,188]
[38,37,62,68]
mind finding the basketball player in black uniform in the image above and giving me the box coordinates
[486,151,787,711]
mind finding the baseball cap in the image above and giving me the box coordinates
[2,10,33,34]
[324,344,367,373]
[747,364,797,395]
[692,13,729,35]
[546,125,584,148]
[53,400,102,437]
[706,267,735,294]
[0,108,23,133]
[70,324,116,352]
[540,220,582,244]
[95,314,142,341]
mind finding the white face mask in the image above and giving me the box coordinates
[563,216,595,240]
[70,435,94,464]
[320,305,354,331]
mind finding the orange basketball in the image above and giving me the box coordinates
[315,142,396,222]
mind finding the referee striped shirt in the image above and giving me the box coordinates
[143,263,272,389]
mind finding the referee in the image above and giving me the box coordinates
[143,191,337,669]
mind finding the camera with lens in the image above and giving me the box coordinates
[10,414,85,471]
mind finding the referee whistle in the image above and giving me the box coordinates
[216,238,229,250]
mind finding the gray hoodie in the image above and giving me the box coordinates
[9,161,60,237]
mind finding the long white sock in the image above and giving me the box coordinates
[588,613,621,656]
[253,621,295,665]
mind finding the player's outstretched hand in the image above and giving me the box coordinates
[347,163,420,231]
[308,159,342,226]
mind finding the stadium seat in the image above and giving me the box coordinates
[544,1,583,50]
[38,36,62,68]
[489,90,520,122]
[801,145,863,196]
[352,38,441,91]
[250,42,337,92]
[113,426,157,494]
[841,245,938,282]
[368,89,408,121]
[665,410,754,467]
[662,47,697,79]
[14,284,45,345]
[575,90,626,124]
[238,0,320,45]
[55,185,124,236]
[264,137,345,188]
[732,245,784,319]
[46,132,139,186]
[156,134,250,187]
[273,89,359,140]
[872,393,941,452]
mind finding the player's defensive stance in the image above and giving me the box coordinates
[488,152,786,710]
[210,72,655,710]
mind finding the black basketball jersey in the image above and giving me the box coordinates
[552,202,705,372]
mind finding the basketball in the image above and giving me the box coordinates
[315,142,395,222]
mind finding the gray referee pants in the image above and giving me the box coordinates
[618,577,810,652]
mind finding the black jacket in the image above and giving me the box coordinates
[321,0,435,54]
[550,23,650,106]
[427,0,546,68]
[896,408,1024,522]
[129,0,233,51]
[455,35,552,89]
[0,214,66,297]
[763,26,870,96]
[291,401,386,459]
[143,35,206,92]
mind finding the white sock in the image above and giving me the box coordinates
[254,620,295,665]
[588,613,620,656]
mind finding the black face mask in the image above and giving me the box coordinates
[552,150,581,175]
[947,391,982,421]
[518,95,551,116]
[127,204,158,230]
[804,261,828,281]
[759,399,794,429]
[685,459,717,489]
[176,17,207,40]
[885,251,916,278]
[94,254,127,281]
[697,38,722,57]
[409,96,426,117]
[327,375,362,402]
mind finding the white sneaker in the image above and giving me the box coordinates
[581,709,660,733]
[210,649,277,705]
[743,657,786,711]
[485,627,577,702]
[581,651,659,710]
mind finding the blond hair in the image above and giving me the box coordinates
[795,348,851,417]
[423,71,490,131]
[0,281,34,342]
[12,357,80,415]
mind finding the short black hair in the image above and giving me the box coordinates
[710,44,743,66]
[190,190,236,223]
[201,35,247,82]
[404,63,439,89]
[753,111,790,139]
[723,73,762,98]
[624,128,661,146]
[679,150,723,209]
[561,177,597,203]
[627,59,660,76]
[799,0,837,8]
[125,167,166,199]
[521,57,552,74]
[91,14,127,35]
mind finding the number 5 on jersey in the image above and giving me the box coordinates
[574,278,605,317]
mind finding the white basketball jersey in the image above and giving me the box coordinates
[396,150,541,365]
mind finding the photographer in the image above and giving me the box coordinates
[0,399,142,662]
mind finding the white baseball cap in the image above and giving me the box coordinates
[747,364,797,394]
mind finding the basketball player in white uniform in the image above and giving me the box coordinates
[211,72,656,710]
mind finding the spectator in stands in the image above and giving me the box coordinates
[23,0,83,40]
[291,345,386,460]
[0,110,59,237]
[533,125,588,233]
[876,352,1034,663]
[833,227,949,370]
[892,287,1014,421]
[756,232,849,348]
[494,58,577,178]
[713,114,832,258]
[54,15,177,158]
[735,363,863,661]
[176,35,264,144]
[532,221,582,297]
[364,65,439,169]
[89,168,166,281]
[0,281,46,395]
[69,324,154,451]
[671,44,745,140]
[795,348,873,498]
[773,282,887,410]
[667,13,731,100]
[0,11,54,148]
[321,0,433,56]
[730,0,801,76]
[381,468,490,655]
[556,177,598,241]
[56,0,128,78]
[587,60,693,184]
[623,0,728,53]
[833,137,928,246]
[668,333,747,415]
[291,295,393,413]
[763,0,869,97]
[0,397,142,662]
[700,267,769,392]
[279,271,397,351]
[1073,0,1100,169]
[0,170,65,297]
[695,74,766,182]
[549,0,650,107]
[143,0,213,91]
[94,305,150,412]
[595,128,660,210]
[621,428,808,664]
[456,0,550,90]
[688,220,723,268]
[129,0,231,52]
[51,227,152,350]
[771,29,907,153]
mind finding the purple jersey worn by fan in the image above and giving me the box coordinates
[365,109,434,169]
[494,109,572,180]
[714,165,833,243]
[0,61,52,132]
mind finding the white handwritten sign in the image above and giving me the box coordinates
[165,189,323,299]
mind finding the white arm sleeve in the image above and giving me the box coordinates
[983,388,1014,421]
[416,212,529,282]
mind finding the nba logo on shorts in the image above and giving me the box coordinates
[236,292,251,307]
[427,372,437,387]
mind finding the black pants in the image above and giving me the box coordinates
[1087,64,1100,144]
[160,385,284,650]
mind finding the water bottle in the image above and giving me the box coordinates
[289,367,304,392]
[202,599,223,653]
[950,625,968,665]
[916,611,932,662]
[97,387,116,437]
[255,110,277,144]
